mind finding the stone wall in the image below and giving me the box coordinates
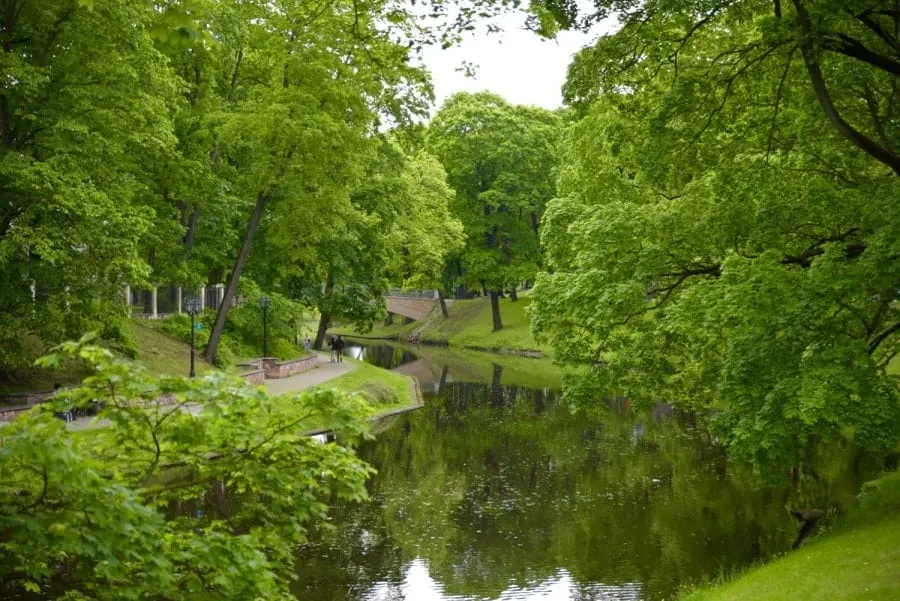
[242,369,266,384]
[0,390,54,408]
[237,355,317,380]
[264,355,317,378]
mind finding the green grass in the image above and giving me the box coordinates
[315,360,415,414]
[128,321,215,378]
[418,295,549,353]
[329,318,420,340]
[0,323,216,395]
[681,471,900,601]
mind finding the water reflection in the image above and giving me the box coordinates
[363,560,641,601]
[293,346,870,601]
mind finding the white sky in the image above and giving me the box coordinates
[418,12,615,111]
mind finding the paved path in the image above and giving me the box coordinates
[262,354,354,395]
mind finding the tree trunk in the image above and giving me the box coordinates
[313,312,330,351]
[313,271,335,350]
[437,289,449,318]
[384,312,394,326]
[205,192,267,364]
[509,288,518,302]
[489,290,503,331]
[183,207,201,260]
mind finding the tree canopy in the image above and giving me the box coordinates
[428,92,563,330]
[532,0,900,479]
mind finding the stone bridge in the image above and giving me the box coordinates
[384,288,441,322]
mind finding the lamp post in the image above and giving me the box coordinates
[259,295,271,357]
[185,296,202,378]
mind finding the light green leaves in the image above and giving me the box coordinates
[1,341,374,599]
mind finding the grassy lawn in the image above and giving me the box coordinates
[128,321,215,378]
[417,295,549,353]
[316,360,415,415]
[681,471,900,601]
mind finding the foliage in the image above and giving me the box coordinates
[0,336,374,600]
[427,92,563,297]
[562,0,900,175]
[533,0,900,480]
[0,0,177,368]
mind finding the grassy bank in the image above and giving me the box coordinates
[681,471,900,601]
[329,319,419,340]
[317,360,415,415]
[417,295,548,353]
[331,294,549,355]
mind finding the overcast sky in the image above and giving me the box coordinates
[418,12,614,112]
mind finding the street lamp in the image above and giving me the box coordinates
[185,296,202,378]
[259,295,271,357]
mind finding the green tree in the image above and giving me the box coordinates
[427,92,562,331]
[0,338,376,599]
[391,151,465,293]
[0,0,180,368]
[533,0,900,480]
[200,0,430,363]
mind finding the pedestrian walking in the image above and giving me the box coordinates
[303,335,311,352]
[335,335,345,363]
[329,336,336,362]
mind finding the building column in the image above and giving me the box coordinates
[124,285,130,307]
[176,286,183,315]
[199,286,206,310]
[216,283,225,308]
[151,287,158,319]
[31,281,36,302]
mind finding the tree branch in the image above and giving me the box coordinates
[823,33,900,76]
[791,0,900,175]
[869,321,900,355]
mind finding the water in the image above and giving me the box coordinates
[292,342,871,601]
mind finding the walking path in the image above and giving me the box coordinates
[262,353,354,395]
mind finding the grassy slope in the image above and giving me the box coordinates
[315,360,415,414]
[0,323,216,394]
[417,295,549,353]
[329,319,420,340]
[682,472,900,601]
[128,321,215,377]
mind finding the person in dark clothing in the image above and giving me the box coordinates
[334,335,345,363]
[328,336,336,362]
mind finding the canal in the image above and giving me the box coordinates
[292,341,871,600]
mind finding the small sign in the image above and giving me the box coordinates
[195,323,204,330]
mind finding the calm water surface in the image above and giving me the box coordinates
[292,342,870,601]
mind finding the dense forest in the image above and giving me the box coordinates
[1,0,898,598]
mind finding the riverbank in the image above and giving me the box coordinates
[330,294,551,356]
[681,471,900,601]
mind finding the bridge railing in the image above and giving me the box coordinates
[386,288,438,300]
